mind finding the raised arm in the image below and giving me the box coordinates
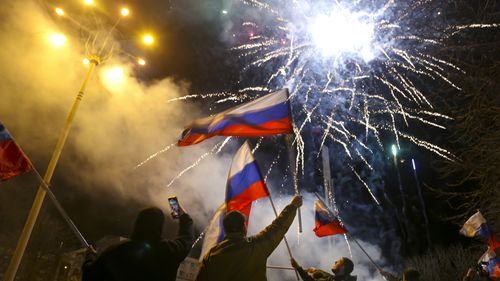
[252,195,302,256]
[163,208,194,261]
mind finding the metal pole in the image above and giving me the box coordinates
[267,194,300,281]
[3,59,98,281]
[267,265,296,271]
[411,159,432,249]
[284,88,302,233]
[32,168,89,247]
[286,134,302,233]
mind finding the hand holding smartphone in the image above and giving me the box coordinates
[168,196,182,219]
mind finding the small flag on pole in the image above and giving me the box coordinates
[460,211,500,252]
[178,89,293,146]
[0,122,32,181]
[313,199,347,237]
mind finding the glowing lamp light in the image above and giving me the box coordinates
[104,67,126,86]
[222,10,228,14]
[83,0,94,5]
[137,58,146,66]
[82,58,90,65]
[309,11,374,60]
[121,8,130,17]
[391,144,397,156]
[411,159,416,171]
[55,8,64,16]
[143,35,154,45]
[48,33,67,47]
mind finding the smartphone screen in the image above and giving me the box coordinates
[168,197,180,218]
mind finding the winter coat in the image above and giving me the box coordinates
[295,266,357,281]
[82,212,194,281]
[195,203,298,281]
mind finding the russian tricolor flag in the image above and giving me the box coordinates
[178,89,293,146]
[200,142,269,259]
[313,199,347,237]
[460,211,500,252]
[200,204,226,261]
[0,122,32,181]
[225,141,270,218]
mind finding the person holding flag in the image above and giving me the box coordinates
[196,195,302,281]
[196,141,301,281]
[290,199,356,281]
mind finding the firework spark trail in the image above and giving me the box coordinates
[134,142,176,169]
[349,164,381,206]
[166,92,230,103]
[166,137,232,188]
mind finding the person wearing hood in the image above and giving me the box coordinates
[291,257,357,281]
[82,204,194,281]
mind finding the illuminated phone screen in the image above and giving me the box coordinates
[168,197,180,217]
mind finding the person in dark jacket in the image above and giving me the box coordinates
[82,205,194,281]
[195,195,302,281]
[291,257,357,281]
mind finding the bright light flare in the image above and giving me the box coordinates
[137,58,146,66]
[121,8,130,17]
[55,8,64,16]
[143,35,154,45]
[83,58,90,65]
[48,33,67,47]
[412,159,416,171]
[83,0,94,5]
[391,144,397,156]
[309,11,374,60]
[103,67,126,86]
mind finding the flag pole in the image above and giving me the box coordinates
[348,234,382,272]
[284,88,303,233]
[267,265,296,271]
[267,194,301,281]
[31,168,90,248]
[2,58,98,281]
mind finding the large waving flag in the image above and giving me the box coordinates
[200,204,226,261]
[200,142,270,259]
[0,122,32,181]
[313,199,347,237]
[460,211,500,252]
[225,141,270,218]
[178,89,293,146]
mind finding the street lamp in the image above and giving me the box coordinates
[48,33,67,47]
[83,0,94,5]
[143,34,154,45]
[55,8,64,16]
[3,5,150,281]
[121,8,130,17]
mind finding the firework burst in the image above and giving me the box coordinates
[137,0,500,206]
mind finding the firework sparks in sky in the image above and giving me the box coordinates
[139,0,499,204]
